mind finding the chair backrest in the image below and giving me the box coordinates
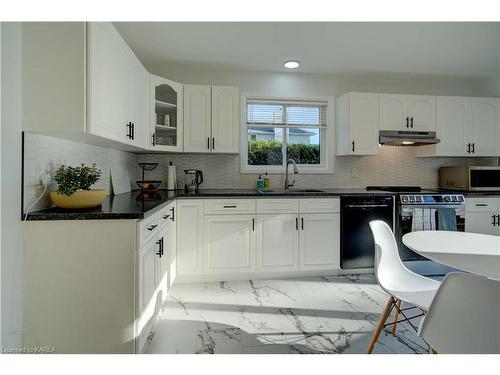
[368,220,419,294]
[419,272,500,354]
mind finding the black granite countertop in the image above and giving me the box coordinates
[25,188,397,221]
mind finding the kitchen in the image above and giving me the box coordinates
[1,9,500,371]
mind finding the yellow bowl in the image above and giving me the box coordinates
[50,189,106,209]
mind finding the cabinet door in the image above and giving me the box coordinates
[176,200,204,275]
[204,215,255,274]
[299,213,340,271]
[380,94,408,131]
[156,226,169,303]
[211,86,240,153]
[467,98,498,156]
[87,22,129,143]
[151,75,183,152]
[256,214,299,272]
[165,203,177,287]
[183,85,212,152]
[465,211,500,235]
[435,96,468,156]
[128,57,149,148]
[349,93,380,155]
[408,95,436,131]
[138,238,160,352]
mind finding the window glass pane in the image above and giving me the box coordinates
[247,104,284,125]
[247,127,283,165]
[286,128,320,165]
[286,106,320,126]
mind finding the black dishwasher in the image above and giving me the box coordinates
[341,196,394,270]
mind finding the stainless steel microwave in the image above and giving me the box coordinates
[439,166,500,191]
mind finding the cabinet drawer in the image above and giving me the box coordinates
[138,214,159,246]
[256,199,299,214]
[157,203,175,228]
[299,198,340,213]
[204,199,256,215]
[465,197,499,212]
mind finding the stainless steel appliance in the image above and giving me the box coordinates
[440,165,500,191]
[340,195,395,270]
[379,130,440,146]
[367,186,465,276]
[184,169,203,193]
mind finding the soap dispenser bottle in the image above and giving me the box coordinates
[263,172,270,190]
[256,174,264,189]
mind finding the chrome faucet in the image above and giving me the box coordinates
[284,159,299,190]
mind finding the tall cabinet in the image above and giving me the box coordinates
[183,85,240,153]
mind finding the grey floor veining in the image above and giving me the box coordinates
[147,274,429,354]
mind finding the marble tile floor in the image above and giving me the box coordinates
[147,274,430,354]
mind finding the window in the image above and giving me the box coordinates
[241,96,331,173]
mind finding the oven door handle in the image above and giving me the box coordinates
[345,204,390,208]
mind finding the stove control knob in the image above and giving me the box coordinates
[401,196,408,203]
[458,196,464,202]
[451,196,457,202]
[415,196,422,202]
[444,196,451,202]
[409,196,415,202]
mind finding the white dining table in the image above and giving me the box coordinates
[402,231,500,280]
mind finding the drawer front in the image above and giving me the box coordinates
[138,214,159,246]
[465,197,499,212]
[299,198,340,213]
[256,199,299,214]
[204,199,256,215]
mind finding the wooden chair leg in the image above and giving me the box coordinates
[366,297,394,354]
[430,347,437,354]
[391,299,402,333]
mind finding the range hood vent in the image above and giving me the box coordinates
[379,130,440,146]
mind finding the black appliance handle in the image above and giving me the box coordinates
[196,170,203,186]
[344,204,390,208]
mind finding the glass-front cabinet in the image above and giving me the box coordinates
[150,75,183,151]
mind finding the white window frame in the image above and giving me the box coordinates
[240,93,335,174]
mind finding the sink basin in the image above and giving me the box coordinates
[257,189,324,195]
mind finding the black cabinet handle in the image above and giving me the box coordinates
[405,117,409,128]
[207,137,210,150]
[170,207,175,222]
[156,239,162,257]
[131,122,135,140]
[160,237,164,256]
[352,141,355,152]
[126,122,133,139]
[152,133,156,146]
[301,217,304,230]
[223,205,237,208]
[252,218,255,231]
[471,143,475,154]
[492,215,496,226]
[410,117,414,128]
[163,214,170,220]
[147,224,157,231]
[212,137,215,150]
[466,143,470,154]
[295,217,298,230]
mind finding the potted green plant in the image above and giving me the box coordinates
[50,163,105,209]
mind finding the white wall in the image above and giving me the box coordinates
[1,22,23,349]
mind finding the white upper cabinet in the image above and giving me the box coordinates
[408,95,436,132]
[467,98,498,156]
[211,86,240,153]
[183,85,212,152]
[380,94,435,131]
[380,94,408,131]
[336,92,380,155]
[88,22,150,148]
[419,96,499,157]
[184,84,240,153]
[150,75,183,152]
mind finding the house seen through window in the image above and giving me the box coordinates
[243,98,329,172]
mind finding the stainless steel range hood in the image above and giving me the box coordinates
[379,130,440,146]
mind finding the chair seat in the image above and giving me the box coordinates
[381,271,440,310]
[391,287,438,310]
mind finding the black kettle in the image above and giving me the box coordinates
[184,169,203,193]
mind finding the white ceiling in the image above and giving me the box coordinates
[114,22,500,77]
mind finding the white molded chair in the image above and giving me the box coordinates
[367,220,440,353]
[418,272,500,354]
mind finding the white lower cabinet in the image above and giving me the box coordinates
[299,213,341,271]
[256,214,299,272]
[465,197,500,235]
[137,236,161,353]
[204,215,255,273]
[176,200,204,275]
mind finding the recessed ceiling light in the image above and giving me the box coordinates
[283,60,300,69]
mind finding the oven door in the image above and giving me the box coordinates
[397,206,465,261]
